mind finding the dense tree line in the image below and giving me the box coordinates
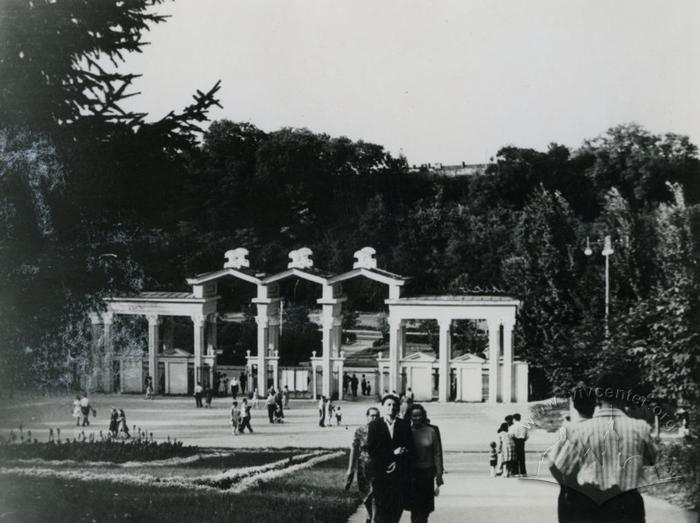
[1,1,698,405]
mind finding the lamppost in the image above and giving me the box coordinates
[584,235,614,333]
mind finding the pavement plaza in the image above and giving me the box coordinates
[0,394,694,522]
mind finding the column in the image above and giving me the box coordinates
[311,359,318,400]
[388,317,402,394]
[271,350,279,391]
[337,351,345,400]
[256,314,269,396]
[320,311,333,398]
[438,318,451,402]
[488,319,499,403]
[502,319,514,403]
[192,314,206,386]
[147,314,160,395]
[207,315,218,355]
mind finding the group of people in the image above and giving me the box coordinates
[71,394,96,427]
[547,379,658,523]
[108,408,130,438]
[265,387,289,424]
[490,412,529,478]
[318,396,342,427]
[342,373,373,399]
[214,370,250,398]
[229,398,254,435]
[346,394,444,523]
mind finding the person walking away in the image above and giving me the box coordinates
[361,375,367,396]
[205,386,213,408]
[489,441,498,477]
[406,404,444,523]
[346,407,381,523]
[496,422,515,477]
[343,373,349,397]
[547,385,596,523]
[72,396,82,426]
[145,382,154,400]
[325,397,333,427]
[366,394,413,523]
[266,390,277,423]
[318,396,327,427]
[510,413,529,477]
[405,387,415,404]
[549,377,656,523]
[239,398,253,433]
[194,382,203,408]
[230,400,240,436]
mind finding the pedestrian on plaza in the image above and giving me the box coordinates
[318,396,327,427]
[144,374,153,394]
[325,397,334,427]
[509,413,529,477]
[205,386,214,408]
[346,406,381,523]
[274,403,284,423]
[489,441,498,477]
[361,375,367,396]
[194,382,203,408]
[405,387,415,403]
[366,381,372,397]
[251,388,259,409]
[72,395,82,426]
[79,394,93,426]
[145,381,154,400]
[351,374,359,399]
[239,370,247,395]
[231,376,239,399]
[334,405,343,426]
[547,384,596,523]
[343,373,349,397]
[497,422,515,477]
[275,388,285,419]
[239,398,253,433]
[406,403,444,523]
[230,400,240,436]
[108,408,119,438]
[117,409,130,439]
[266,390,277,423]
[282,385,290,409]
[549,377,657,523]
[399,395,409,419]
[366,393,412,523]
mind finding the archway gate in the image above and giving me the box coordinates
[95,247,523,402]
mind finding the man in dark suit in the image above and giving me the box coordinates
[367,393,412,523]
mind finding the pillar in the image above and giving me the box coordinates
[311,359,318,400]
[337,351,345,400]
[256,314,269,396]
[502,319,514,403]
[147,314,160,395]
[438,318,452,402]
[207,315,218,355]
[271,350,280,391]
[192,314,206,387]
[388,317,402,394]
[321,312,333,398]
[488,319,499,403]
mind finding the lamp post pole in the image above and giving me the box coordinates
[585,235,614,336]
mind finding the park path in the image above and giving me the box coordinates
[347,453,696,523]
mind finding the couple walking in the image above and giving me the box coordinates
[347,394,444,523]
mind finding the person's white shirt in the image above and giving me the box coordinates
[383,416,396,439]
[194,384,203,394]
[510,420,529,440]
[79,397,89,407]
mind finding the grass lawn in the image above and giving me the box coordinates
[0,453,359,522]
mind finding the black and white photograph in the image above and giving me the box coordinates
[0,1,698,522]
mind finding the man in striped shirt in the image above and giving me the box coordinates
[550,385,657,522]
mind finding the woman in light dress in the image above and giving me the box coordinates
[497,422,515,477]
[71,395,82,426]
[346,407,380,523]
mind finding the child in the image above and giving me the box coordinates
[489,441,498,477]
[274,403,284,423]
[334,405,342,426]
[230,401,240,435]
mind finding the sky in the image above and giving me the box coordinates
[121,0,700,165]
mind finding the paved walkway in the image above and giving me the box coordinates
[347,453,696,523]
